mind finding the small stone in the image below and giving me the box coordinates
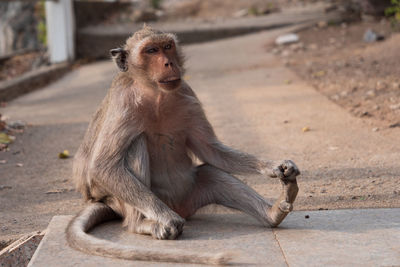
[376,81,387,90]
[331,94,340,101]
[308,43,318,50]
[372,127,379,132]
[363,29,384,42]
[8,120,26,130]
[233,8,248,18]
[275,33,299,45]
[390,103,400,110]
[1,226,8,231]
[340,91,348,97]
[360,111,371,117]
[16,163,23,167]
[0,159,6,164]
[0,185,12,190]
[305,61,313,68]
[302,126,310,132]
[392,82,400,89]
[317,21,327,28]
[281,50,291,57]
[366,90,376,97]
[271,48,280,55]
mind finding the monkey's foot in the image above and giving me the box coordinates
[270,160,300,179]
[267,174,299,227]
[152,217,185,240]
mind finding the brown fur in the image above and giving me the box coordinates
[66,25,300,265]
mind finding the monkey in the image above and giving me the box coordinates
[66,25,300,265]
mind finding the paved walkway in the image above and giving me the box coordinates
[29,209,400,266]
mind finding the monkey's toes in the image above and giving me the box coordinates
[279,200,293,213]
[281,160,300,177]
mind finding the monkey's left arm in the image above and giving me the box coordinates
[186,106,299,178]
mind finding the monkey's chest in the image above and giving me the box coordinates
[145,130,194,203]
[145,129,188,161]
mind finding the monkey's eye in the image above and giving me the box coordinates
[145,47,159,54]
[164,44,172,50]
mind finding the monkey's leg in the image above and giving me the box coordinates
[121,204,183,240]
[180,164,298,227]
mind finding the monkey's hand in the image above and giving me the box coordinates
[269,160,300,180]
[154,211,185,240]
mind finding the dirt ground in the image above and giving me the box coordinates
[0,51,47,82]
[271,20,400,129]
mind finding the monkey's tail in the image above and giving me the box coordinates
[66,202,232,265]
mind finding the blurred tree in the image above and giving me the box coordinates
[354,0,391,16]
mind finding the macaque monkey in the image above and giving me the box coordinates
[66,25,300,265]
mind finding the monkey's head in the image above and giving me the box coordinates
[110,26,185,92]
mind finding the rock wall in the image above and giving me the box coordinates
[0,2,40,56]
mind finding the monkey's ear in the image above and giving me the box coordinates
[110,48,128,72]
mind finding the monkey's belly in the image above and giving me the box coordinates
[150,156,195,206]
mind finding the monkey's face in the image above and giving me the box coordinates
[138,39,182,92]
[111,31,184,93]
[126,39,181,92]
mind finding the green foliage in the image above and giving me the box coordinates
[385,0,400,29]
[150,0,162,9]
[248,6,259,16]
[36,0,47,46]
[37,20,47,46]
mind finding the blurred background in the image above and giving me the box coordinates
[1,0,400,261]
[1,0,399,124]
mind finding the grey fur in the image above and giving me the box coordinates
[67,26,300,265]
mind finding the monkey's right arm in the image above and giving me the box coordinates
[89,93,183,226]
[185,97,299,178]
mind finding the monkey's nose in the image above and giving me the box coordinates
[165,62,173,67]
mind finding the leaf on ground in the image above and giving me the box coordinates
[46,189,68,194]
[0,185,12,190]
[58,150,70,159]
[0,133,12,144]
[302,126,310,132]
[312,70,325,77]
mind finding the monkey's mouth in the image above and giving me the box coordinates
[158,77,181,84]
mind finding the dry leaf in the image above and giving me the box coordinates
[0,133,12,144]
[58,150,70,159]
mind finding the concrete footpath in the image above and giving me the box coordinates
[29,209,400,266]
